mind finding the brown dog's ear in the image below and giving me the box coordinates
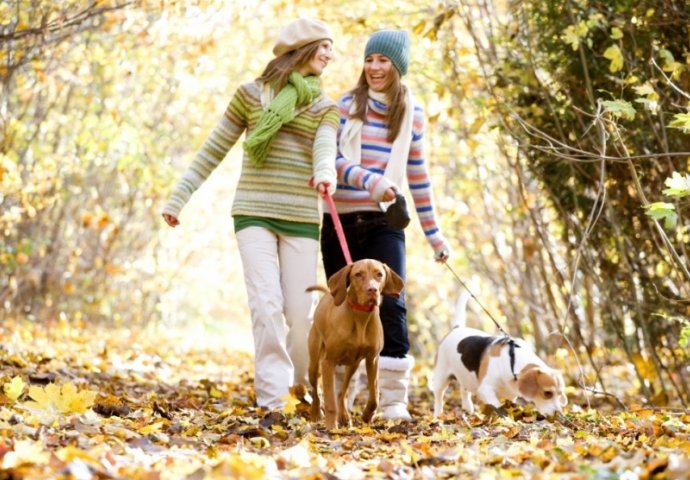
[327,264,352,306]
[517,364,541,399]
[381,264,404,298]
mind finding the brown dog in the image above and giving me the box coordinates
[307,259,404,430]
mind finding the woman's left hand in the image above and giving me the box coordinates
[382,187,397,202]
[435,249,450,263]
[434,242,451,263]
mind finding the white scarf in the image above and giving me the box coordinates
[339,87,415,206]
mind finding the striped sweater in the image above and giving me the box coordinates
[163,81,340,225]
[333,93,447,254]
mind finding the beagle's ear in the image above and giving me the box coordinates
[556,371,568,406]
[327,264,352,306]
[517,365,541,399]
[559,391,568,407]
[381,264,404,298]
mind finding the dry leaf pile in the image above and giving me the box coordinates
[1,319,689,479]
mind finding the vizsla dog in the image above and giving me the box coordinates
[307,259,404,430]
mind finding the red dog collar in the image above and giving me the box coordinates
[347,298,376,312]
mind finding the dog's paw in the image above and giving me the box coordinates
[361,408,375,423]
[338,411,352,427]
[310,404,323,422]
[324,419,338,430]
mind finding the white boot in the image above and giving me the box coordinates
[379,355,414,420]
[335,364,367,410]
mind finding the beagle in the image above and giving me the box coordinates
[432,290,567,418]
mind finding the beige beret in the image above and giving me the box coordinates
[273,18,333,57]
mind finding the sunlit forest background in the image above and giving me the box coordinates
[2,0,689,407]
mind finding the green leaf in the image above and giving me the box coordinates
[681,325,690,348]
[634,98,658,114]
[633,83,658,113]
[610,27,623,40]
[601,99,636,120]
[644,202,677,229]
[668,113,690,133]
[659,48,674,66]
[603,45,624,73]
[662,172,690,198]
[633,83,656,98]
[562,21,588,51]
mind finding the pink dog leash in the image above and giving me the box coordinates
[322,190,353,265]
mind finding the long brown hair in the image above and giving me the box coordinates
[256,41,322,93]
[349,67,407,142]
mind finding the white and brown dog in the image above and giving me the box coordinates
[432,289,567,418]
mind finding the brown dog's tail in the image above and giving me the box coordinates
[306,285,329,295]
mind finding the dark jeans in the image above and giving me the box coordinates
[320,211,408,358]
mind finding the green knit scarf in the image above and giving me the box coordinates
[243,72,322,166]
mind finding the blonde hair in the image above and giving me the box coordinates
[349,68,406,142]
[256,41,322,93]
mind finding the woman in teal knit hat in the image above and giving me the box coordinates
[320,29,451,420]
[163,18,339,411]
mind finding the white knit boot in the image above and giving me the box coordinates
[378,355,414,420]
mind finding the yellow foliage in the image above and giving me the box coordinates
[139,421,165,435]
[63,281,76,295]
[97,212,110,228]
[0,4,11,27]
[22,382,97,419]
[3,376,26,402]
[632,354,656,382]
[55,445,101,465]
[210,452,268,479]
[82,212,94,228]
[281,392,300,415]
[603,44,624,73]
[250,436,271,449]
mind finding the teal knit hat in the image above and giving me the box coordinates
[364,30,410,76]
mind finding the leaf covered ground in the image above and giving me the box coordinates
[1,319,689,480]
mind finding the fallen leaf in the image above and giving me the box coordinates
[3,376,26,402]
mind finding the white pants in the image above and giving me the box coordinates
[236,226,319,409]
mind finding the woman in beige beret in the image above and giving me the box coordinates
[163,19,338,410]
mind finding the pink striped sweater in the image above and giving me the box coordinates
[332,93,448,255]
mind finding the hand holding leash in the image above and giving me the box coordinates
[435,249,450,263]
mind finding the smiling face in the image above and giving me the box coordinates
[363,53,395,92]
[298,39,333,77]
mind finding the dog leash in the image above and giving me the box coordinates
[443,262,508,336]
[322,189,353,265]
[444,262,520,381]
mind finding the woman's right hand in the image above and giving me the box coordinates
[162,213,179,227]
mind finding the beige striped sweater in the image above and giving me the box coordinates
[163,81,340,225]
